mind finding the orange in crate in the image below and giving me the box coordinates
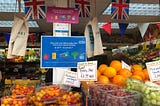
[112,75,126,86]
[103,67,117,78]
[98,64,108,74]
[119,68,132,78]
[98,75,110,84]
[110,60,122,72]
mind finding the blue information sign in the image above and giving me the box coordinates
[41,36,86,68]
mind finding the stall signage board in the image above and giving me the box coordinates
[146,60,160,82]
[62,70,80,87]
[41,36,86,68]
[53,23,69,36]
[77,61,97,81]
[46,7,79,24]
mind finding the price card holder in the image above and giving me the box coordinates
[77,61,97,81]
[146,60,160,82]
[62,70,80,88]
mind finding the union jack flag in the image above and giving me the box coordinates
[75,0,90,18]
[24,0,46,20]
[111,0,130,20]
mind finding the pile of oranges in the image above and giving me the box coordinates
[97,60,150,87]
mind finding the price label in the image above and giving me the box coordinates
[77,61,97,81]
[121,61,131,70]
[146,60,160,82]
[62,70,80,87]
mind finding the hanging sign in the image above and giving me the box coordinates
[121,61,131,70]
[146,60,160,82]
[77,61,97,81]
[46,7,79,24]
[53,23,69,36]
[62,70,80,87]
[41,36,86,68]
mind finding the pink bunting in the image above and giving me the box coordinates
[102,22,111,35]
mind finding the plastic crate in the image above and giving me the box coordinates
[105,89,142,106]
[1,95,27,106]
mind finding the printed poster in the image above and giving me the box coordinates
[46,7,79,24]
[41,36,86,68]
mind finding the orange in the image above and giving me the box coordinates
[131,75,142,81]
[98,75,110,84]
[110,60,122,72]
[119,68,132,78]
[143,69,149,80]
[97,70,101,78]
[103,67,117,78]
[131,64,142,73]
[133,71,145,80]
[112,75,126,86]
[98,64,108,74]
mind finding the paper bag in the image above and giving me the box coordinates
[85,17,104,58]
[7,14,29,59]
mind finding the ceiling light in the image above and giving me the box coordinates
[0,21,39,28]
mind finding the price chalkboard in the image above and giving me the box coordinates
[77,61,97,81]
[62,70,80,87]
[146,60,160,82]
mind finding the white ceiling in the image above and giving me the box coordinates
[0,0,159,35]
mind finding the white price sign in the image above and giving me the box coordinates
[121,61,131,70]
[77,61,97,81]
[146,60,160,82]
[62,70,80,87]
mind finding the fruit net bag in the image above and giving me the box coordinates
[29,84,67,105]
[1,95,27,106]
[105,89,142,106]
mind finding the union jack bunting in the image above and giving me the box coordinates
[111,0,130,20]
[75,0,90,18]
[24,0,46,20]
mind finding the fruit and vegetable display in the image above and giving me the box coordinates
[11,84,35,96]
[126,78,160,106]
[96,60,150,86]
[1,96,27,106]
[5,48,40,63]
[27,85,82,106]
[105,89,141,106]
[89,84,121,106]
[112,42,160,65]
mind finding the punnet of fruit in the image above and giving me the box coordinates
[105,89,142,106]
[27,84,68,105]
[1,95,27,106]
[11,84,35,96]
[126,78,160,106]
[88,83,121,106]
[57,91,82,105]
